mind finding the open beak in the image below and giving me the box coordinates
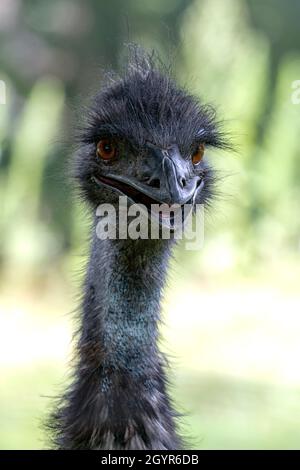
[92,143,203,229]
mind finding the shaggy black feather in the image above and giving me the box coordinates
[48,46,228,450]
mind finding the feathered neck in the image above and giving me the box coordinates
[52,226,182,450]
[85,234,172,377]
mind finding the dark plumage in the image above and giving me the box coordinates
[49,47,227,450]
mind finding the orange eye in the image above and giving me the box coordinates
[96,139,117,161]
[192,143,205,165]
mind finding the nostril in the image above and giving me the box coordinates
[180,177,186,188]
[148,177,160,189]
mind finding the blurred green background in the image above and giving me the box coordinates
[1,0,300,450]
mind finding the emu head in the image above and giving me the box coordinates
[74,49,226,231]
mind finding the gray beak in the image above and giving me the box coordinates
[94,143,202,214]
[140,143,201,205]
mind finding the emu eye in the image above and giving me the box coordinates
[192,143,205,165]
[96,138,117,161]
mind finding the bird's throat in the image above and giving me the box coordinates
[84,233,173,381]
[52,218,181,450]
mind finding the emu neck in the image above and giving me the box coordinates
[85,231,172,378]
[55,224,181,449]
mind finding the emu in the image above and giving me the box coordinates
[50,48,227,450]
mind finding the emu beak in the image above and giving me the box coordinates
[144,143,201,205]
[92,143,203,229]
